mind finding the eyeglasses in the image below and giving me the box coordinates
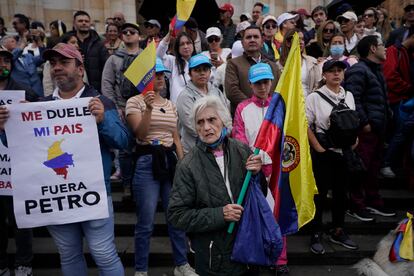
[207,36,220,43]
[113,17,123,21]
[264,24,277,29]
[122,29,138,35]
[323,28,335,33]
[363,13,375,18]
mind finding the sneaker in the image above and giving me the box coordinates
[14,266,32,276]
[110,169,121,181]
[380,167,396,178]
[0,268,10,276]
[174,263,198,276]
[329,229,358,250]
[276,264,290,276]
[346,209,375,222]
[134,272,148,276]
[310,232,325,255]
[366,206,396,217]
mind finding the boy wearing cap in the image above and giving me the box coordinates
[177,54,229,154]
[337,11,359,56]
[216,3,236,48]
[232,63,289,275]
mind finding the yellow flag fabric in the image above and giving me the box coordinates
[124,40,156,93]
[177,0,197,21]
[276,32,318,230]
[400,212,414,260]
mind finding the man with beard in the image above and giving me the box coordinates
[68,10,109,92]
[225,25,280,115]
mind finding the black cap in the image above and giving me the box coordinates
[322,60,347,72]
[121,23,140,32]
[184,17,198,30]
[404,4,414,12]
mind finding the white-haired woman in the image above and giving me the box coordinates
[168,95,263,275]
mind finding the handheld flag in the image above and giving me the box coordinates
[254,32,317,235]
[172,0,197,32]
[390,213,414,262]
[124,40,156,95]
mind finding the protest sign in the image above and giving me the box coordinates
[0,90,25,196]
[4,97,108,228]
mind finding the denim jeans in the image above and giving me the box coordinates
[119,149,134,189]
[47,196,124,276]
[0,196,33,269]
[133,154,188,272]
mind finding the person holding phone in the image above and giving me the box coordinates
[201,27,231,69]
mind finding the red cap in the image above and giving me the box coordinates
[43,43,83,64]
[219,3,234,16]
[296,8,311,17]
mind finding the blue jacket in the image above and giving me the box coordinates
[11,48,44,97]
[42,85,132,193]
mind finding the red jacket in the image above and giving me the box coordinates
[383,45,414,104]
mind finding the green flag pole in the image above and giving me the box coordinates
[227,147,260,234]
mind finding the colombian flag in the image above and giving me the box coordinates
[171,0,197,32]
[254,32,317,235]
[124,40,156,95]
[390,213,413,262]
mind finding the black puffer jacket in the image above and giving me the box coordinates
[344,58,390,134]
[68,30,109,92]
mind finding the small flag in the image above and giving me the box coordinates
[124,40,156,95]
[390,213,414,262]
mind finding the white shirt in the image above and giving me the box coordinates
[52,86,85,100]
[301,60,310,98]
[345,33,358,53]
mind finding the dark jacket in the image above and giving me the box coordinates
[344,58,390,134]
[43,84,131,193]
[68,30,109,92]
[168,138,253,275]
[383,43,414,105]
[4,78,39,102]
[215,20,237,48]
[386,26,408,48]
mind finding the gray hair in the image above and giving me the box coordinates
[0,35,16,47]
[191,95,232,133]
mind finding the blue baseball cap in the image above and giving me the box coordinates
[155,58,170,73]
[188,54,212,69]
[248,63,274,83]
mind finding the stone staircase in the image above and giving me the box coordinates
[5,177,414,275]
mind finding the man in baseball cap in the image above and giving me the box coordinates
[337,11,359,56]
[217,3,236,48]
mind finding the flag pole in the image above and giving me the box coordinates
[227,147,260,234]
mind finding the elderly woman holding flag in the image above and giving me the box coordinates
[168,95,265,275]
[125,58,196,276]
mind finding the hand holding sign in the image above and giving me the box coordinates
[0,106,9,130]
[88,97,105,123]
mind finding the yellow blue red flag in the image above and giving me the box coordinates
[172,0,197,31]
[390,212,414,262]
[124,40,156,95]
[254,32,317,235]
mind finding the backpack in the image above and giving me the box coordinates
[114,51,139,100]
[316,91,360,148]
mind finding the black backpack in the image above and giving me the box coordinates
[315,91,360,148]
[114,51,139,100]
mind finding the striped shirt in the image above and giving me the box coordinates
[126,95,178,147]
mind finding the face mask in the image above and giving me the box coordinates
[330,44,345,57]
[202,127,228,150]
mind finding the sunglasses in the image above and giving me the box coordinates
[207,36,220,43]
[122,29,139,35]
[264,24,277,29]
[323,28,335,34]
[363,13,375,18]
[113,17,123,21]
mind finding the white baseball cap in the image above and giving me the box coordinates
[206,27,222,38]
[276,13,299,27]
[236,21,251,34]
[262,15,277,26]
[336,11,358,22]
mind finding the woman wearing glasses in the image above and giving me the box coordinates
[261,15,280,61]
[363,7,382,40]
[306,20,337,59]
[201,27,231,69]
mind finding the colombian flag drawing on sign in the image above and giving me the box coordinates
[254,32,317,235]
[124,40,156,95]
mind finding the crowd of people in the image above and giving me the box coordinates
[0,1,413,276]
